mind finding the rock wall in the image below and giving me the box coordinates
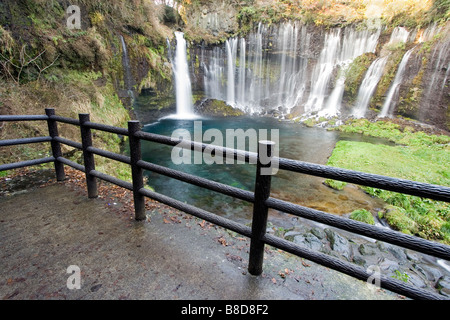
[183,0,238,37]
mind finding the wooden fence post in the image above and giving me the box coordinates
[79,113,98,198]
[45,108,65,181]
[248,140,275,275]
[128,120,146,221]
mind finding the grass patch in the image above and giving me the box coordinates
[350,209,375,225]
[326,121,450,244]
[324,179,347,191]
[328,140,450,185]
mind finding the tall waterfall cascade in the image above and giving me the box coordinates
[120,35,135,102]
[379,47,415,118]
[351,56,389,118]
[170,31,196,119]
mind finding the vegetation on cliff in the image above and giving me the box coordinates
[177,0,449,40]
[0,0,176,180]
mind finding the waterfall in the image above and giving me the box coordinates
[225,38,237,106]
[196,23,450,122]
[204,46,226,102]
[304,27,380,115]
[237,38,246,106]
[351,56,389,118]
[201,21,307,114]
[425,37,450,97]
[172,31,196,119]
[320,74,346,117]
[304,29,341,114]
[388,26,411,44]
[120,35,135,102]
[379,48,415,118]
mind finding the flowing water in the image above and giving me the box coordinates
[351,56,389,118]
[388,26,411,45]
[120,35,135,102]
[198,23,381,117]
[379,47,415,118]
[170,32,196,119]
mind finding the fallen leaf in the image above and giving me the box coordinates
[170,216,181,223]
[217,236,228,246]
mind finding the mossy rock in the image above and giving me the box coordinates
[349,209,375,225]
[324,179,347,191]
[382,205,419,234]
[194,99,245,117]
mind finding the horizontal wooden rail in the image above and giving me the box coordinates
[138,187,253,238]
[0,115,48,121]
[57,156,85,172]
[135,130,258,164]
[0,157,55,171]
[278,158,450,202]
[0,136,52,147]
[53,136,83,149]
[137,159,255,203]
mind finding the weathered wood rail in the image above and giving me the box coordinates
[1,109,450,300]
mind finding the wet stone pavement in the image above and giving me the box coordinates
[0,178,402,300]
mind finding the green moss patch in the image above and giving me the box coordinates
[326,120,450,243]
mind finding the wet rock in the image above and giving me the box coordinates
[386,244,408,263]
[358,243,377,256]
[352,255,366,266]
[293,233,323,252]
[407,272,427,288]
[376,241,387,252]
[379,258,399,273]
[324,229,352,261]
[310,227,326,240]
[194,99,244,117]
[406,251,421,263]
[413,264,443,283]
[436,276,450,297]
[284,231,302,241]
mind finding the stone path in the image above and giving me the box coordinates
[0,181,400,300]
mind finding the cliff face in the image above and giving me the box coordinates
[0,0,176,104]
[183,0,238,38]
[178,0,449,130]
[399,25,450,130]
[0,0,177,167]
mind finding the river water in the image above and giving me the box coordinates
[137,115,387,224]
